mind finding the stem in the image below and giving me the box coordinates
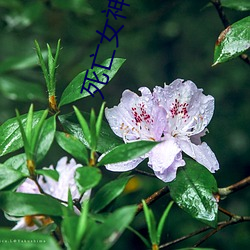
[26,159,36,178]
[159,216,250,249]
[136,186,169,215]
[218,206,235,218]
[210,0,250,66]
[33,177,68,205]
[159,224,211,249]
[193,216,250,247]
[218,176,250,198]
[134,169,156,178]
[49,95,59,113]
[210,0,230,27]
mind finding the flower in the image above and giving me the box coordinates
[153,79,219,174]
[11,157,89,231]
[103,79,219,182]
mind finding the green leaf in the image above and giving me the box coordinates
[73,106,91,147]
[0,51,47,74]
[0,191,65,216]
[62,201,89,250]
[142,200,157,245]
[0,164,27,190]
[96,102,106,140]
[59,112,123,153]
[91,176,132,213]
[36,116,56,162]
[168,159,218,227]
[56,131,89,165]
[36,169,59,181]
[97,141,159,166]
[213,16,250,65]
[75,167,102,194]
[0,111,44,157]
[62,215,80,250]
[76,201,89,247]
[127,226,151,248]
[157,201,174,244]
[35,222,57,234]
[4,154,28,175]
[15,109,30,158]
[83,205,137,250]
[25,104,34,143]
[0,228,60,250]
[45,39,61,96]
[176,248,216,250]
[221,0,250,11]
[34,40,50,90]
[67,188,74,213]
[89,108,97,150]
[0,76,46,102]
[31,110,49,157]
[59,58,126,107]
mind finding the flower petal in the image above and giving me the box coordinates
[16,178,40,194]
[105,88,167,142]
[154,79,214,136]
[55,158,80,200]
[148,137,185,182]
[12,218,38,231]
[38,157,82,201]
[179,139,219,173]
[190,129,208,145]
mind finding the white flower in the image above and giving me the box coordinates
[103,79,219,182]
[12,157,90,231]
[153,79,219,174]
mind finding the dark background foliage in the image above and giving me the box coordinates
[0,0,249,249]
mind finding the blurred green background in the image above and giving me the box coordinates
[0,0,249,249]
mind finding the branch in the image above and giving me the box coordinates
[218,206,235,218]
[159,224,212,249]
[134,169,156,178]
[193,216,250,247]
[218,176,250,198]
[211,0,230,27]
[210,0,250,66]
[136,186,169,215]
[159,216,250,249]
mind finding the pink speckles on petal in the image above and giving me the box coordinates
[106,88,164,142]
[170,98,190,121]
[131,103,153,125]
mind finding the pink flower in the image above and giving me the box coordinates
[103,79,219,182]
[12,157,90,231]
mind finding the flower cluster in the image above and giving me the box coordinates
[11,157,89,231]
[104,79,219,182]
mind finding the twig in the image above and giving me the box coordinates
[211,0,230,27]
[193,216,250,247]
[136,186,169,215]
[218,176,250,198]
[33,177,68,205]
[210,0,250,66]
[159,216,250,249]
[159,224,211,249]
[218,206,235,218]
[134,169,156,178]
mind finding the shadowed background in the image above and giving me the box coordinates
[0,0,249,249]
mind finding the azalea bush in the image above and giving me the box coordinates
[0,1,250,250]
